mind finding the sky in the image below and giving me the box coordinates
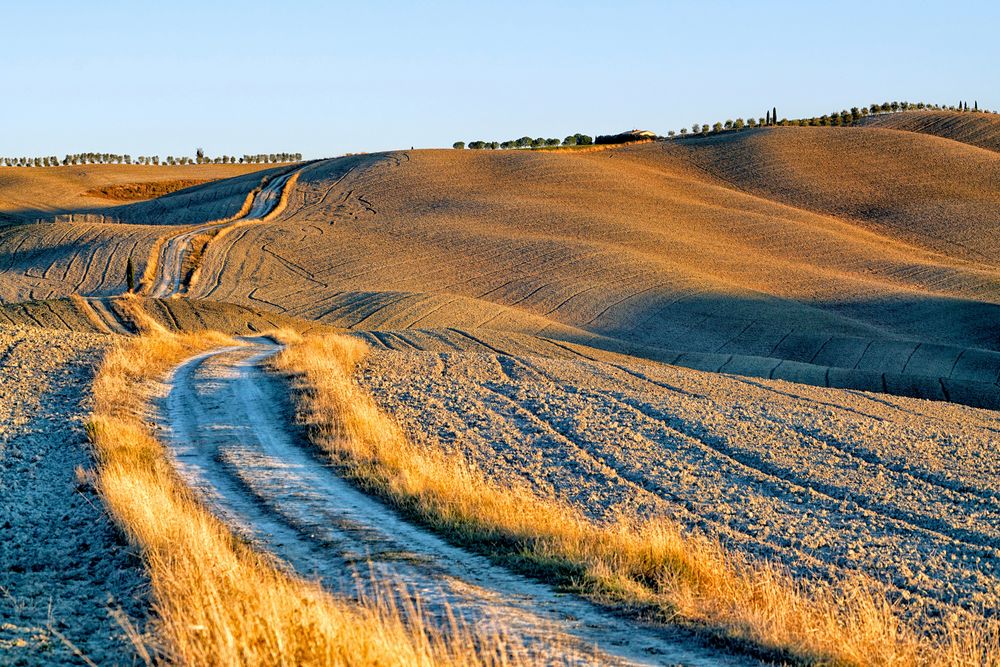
[2,0,998,159]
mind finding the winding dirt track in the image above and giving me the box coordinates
[147,167,305,298]
[153,338,757,666]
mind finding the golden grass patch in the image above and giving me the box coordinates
[271,331,1000,667]
[84,180,213,201]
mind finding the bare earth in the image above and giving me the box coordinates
[356,345,1000,628]
[0,326,147,666]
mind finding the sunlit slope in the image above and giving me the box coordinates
[190,144,1000,404]
[0,163,276,223]
[671,126,1000,262]
[0,222,163,301]
[859,109,1000,153]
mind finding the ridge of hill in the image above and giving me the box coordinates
[859,109,1000,153]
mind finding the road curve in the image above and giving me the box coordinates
[153,338,758,667]
[147,167,303,298]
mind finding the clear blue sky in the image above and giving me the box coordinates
[2,1,997,159]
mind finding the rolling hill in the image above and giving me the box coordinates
[5,123,999,405]
[4,112,1000,660]
[859,108,1000,153]
[179,131,1000,406]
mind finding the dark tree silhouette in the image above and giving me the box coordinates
[126,258,135,293]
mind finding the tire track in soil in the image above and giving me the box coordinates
[153,339,759,667]
[147,164,314,299]
[508,355,1000,554]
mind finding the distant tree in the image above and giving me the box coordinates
[126,258,135,293]
[712,122,723,133]
[772,107,777,125]
[545,138,560,147]
[574,133,593,145]
[490,141,500,149]
[701,124,710,134]
[747,117,757,128]
[766,110,771,126]
[562,135,577,146]
[452,141,465,149]
[468,141,486,149]
[724,120,733,130]
[975,100,979,111]
[531,137,545,148]
[733,118,745,129]
[679,128,688,135]
[692,123,701,134]
[667,130,676,137]
[850,107,861,122]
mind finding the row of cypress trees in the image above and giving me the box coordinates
[0,152,303,168]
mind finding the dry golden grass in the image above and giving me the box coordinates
[84,180,214,201]
[271,330,1000,667]
[86,319,539,666]
[138,236,167,294]
[532,139,655,153]
[263,169,303,222]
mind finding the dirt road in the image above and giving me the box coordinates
[147,167,304,298]
[152,338,758,666]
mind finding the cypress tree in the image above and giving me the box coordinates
[766,110,771,126]
[773,107,777,125]
[126,258,135,293]
[975,100,979,111]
